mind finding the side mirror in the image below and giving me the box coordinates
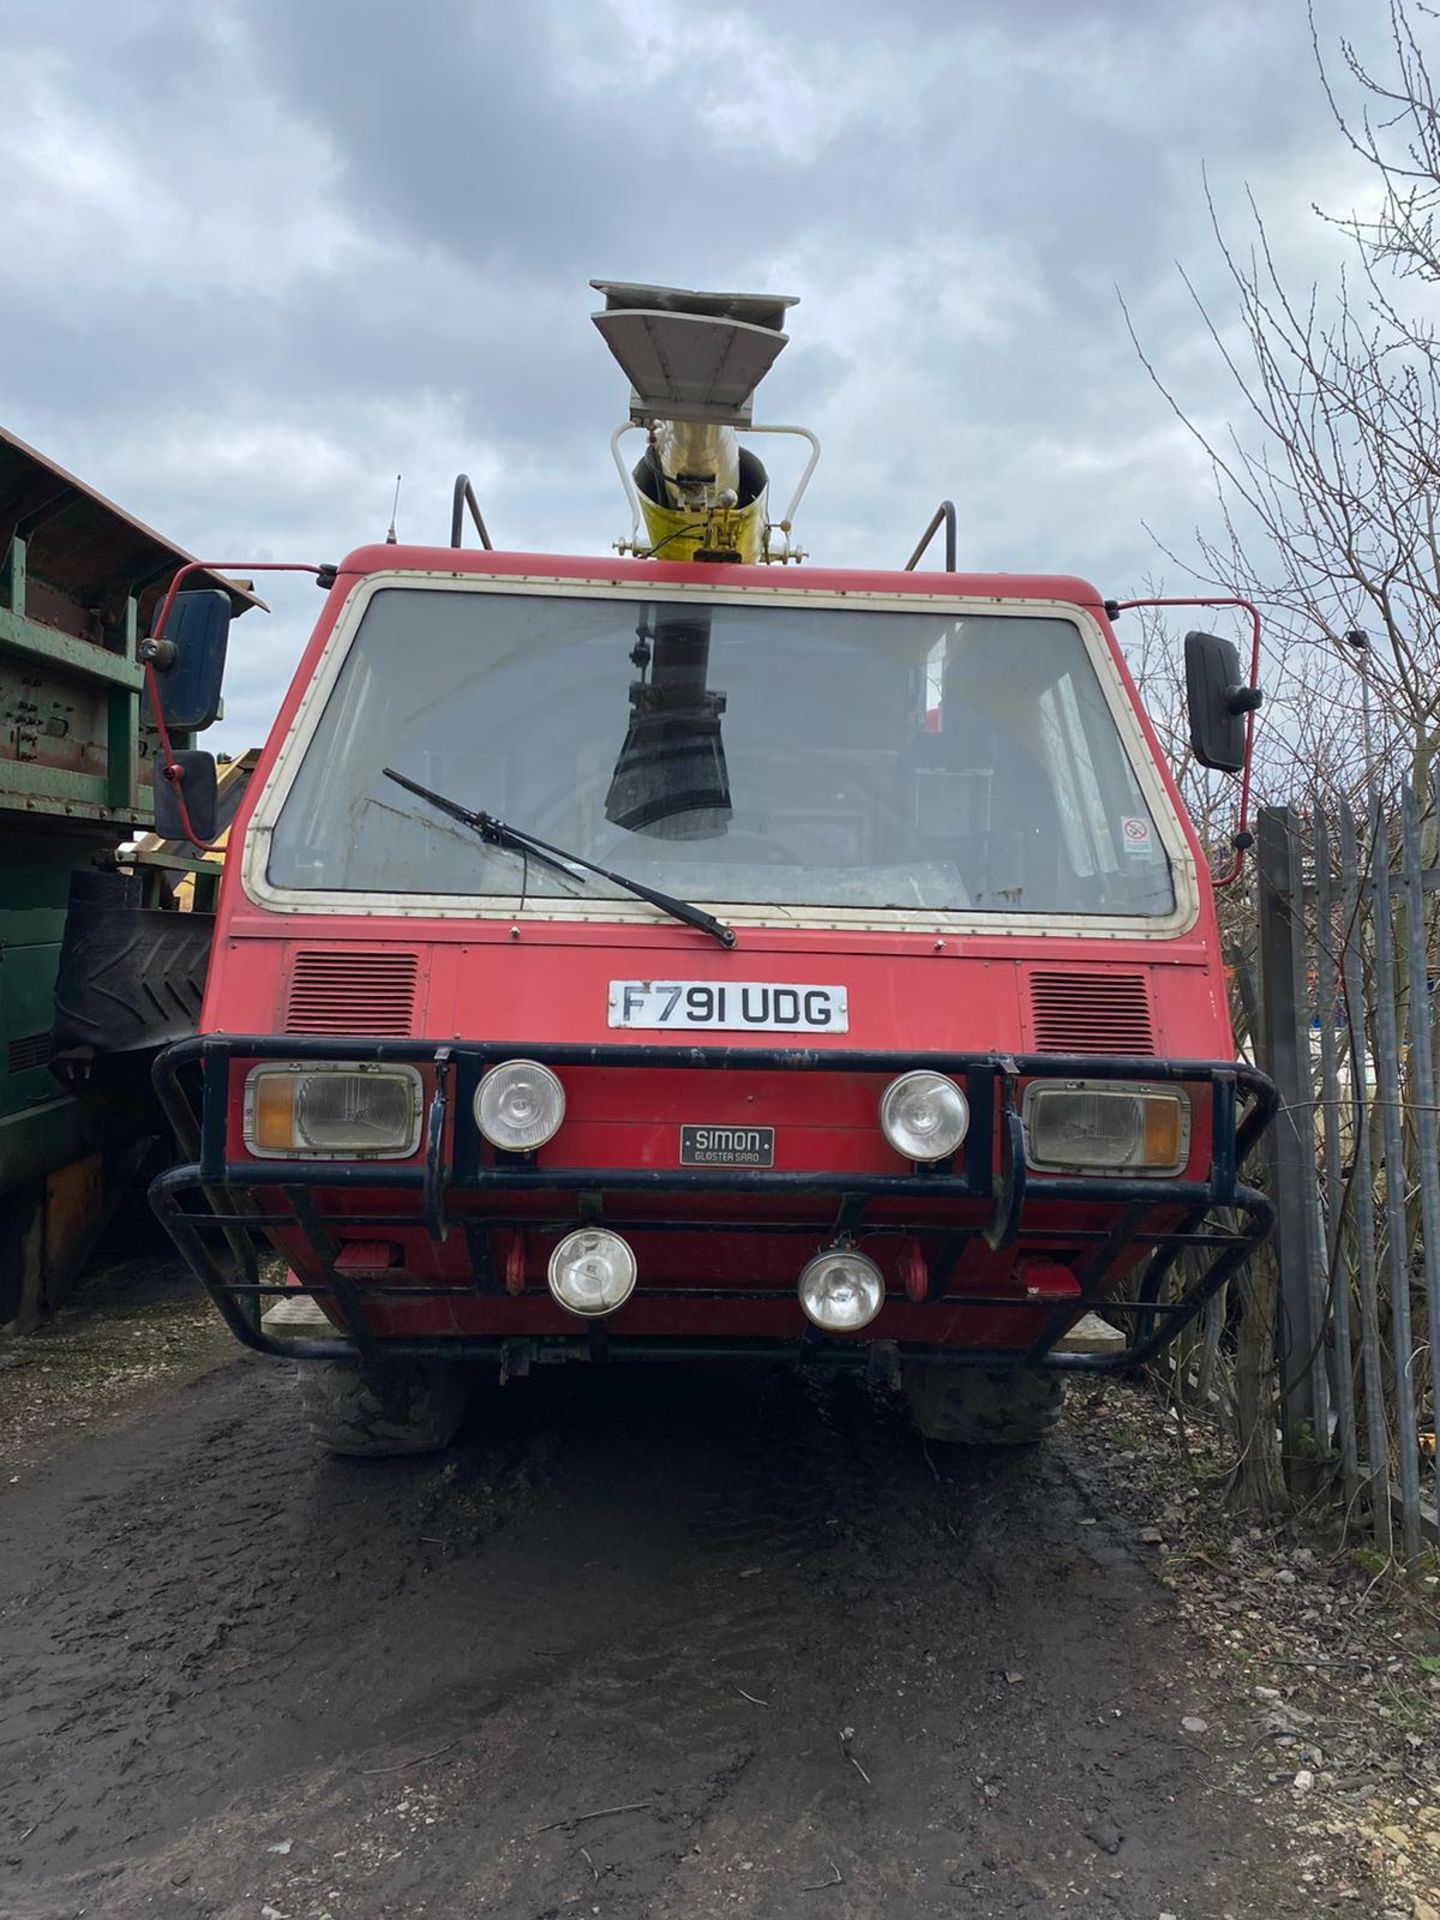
[140,589,231,731]
[1184,630,1262,773]
[152,750,218,843]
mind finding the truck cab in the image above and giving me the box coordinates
[152,287,1274,1454]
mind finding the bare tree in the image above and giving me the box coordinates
[1317,0,1440,284]
[1118,16,1440,1520]
[1123,0,1440,835]
[1121,601,1370,877]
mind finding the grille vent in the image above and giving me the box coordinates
[1028,971,1155,1055]
[7,1031,52,1074]
[283,950,420,1037]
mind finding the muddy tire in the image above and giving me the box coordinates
[904,1364,1064,1445]
[297,1359,471,1458]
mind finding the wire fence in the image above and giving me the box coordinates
[1241,787,1440,1560]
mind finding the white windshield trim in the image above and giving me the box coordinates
[240,570,1200,940]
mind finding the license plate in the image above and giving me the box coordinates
[680,1125,775,1167]
[608,981,848,1033]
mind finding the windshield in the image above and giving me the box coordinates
[267,588,1176,918]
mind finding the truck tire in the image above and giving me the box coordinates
[297,1359,471,1458]
[904,1364,1064,1446]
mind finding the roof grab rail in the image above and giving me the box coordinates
[450,475,494,551]
[904,500,956,572]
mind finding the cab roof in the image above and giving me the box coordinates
[335,543,1108,610]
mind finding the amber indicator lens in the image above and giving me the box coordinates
[251,1073,297,1151]
[1142,1094,1185,1168]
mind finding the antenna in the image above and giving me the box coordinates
[385,474,402,545]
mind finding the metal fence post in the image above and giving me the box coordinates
[1368,790,1425,1565]
[1400,783,1440,1529]
[1313,806,1359,1500]
[1255,806,1324,1477]
[1338,798,1393,1550]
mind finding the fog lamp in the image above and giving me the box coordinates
[798,1246,885,1332]
[548,1228,638,1317]
[243,1063,423,1159]
[879,1070,969,1162]
[1023,1082,1189,1174]
[476,1060,566,1152]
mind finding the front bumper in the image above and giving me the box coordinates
[150,1036,1275,1375]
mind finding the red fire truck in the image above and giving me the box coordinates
[150,284,1274,1454]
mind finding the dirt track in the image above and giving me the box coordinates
[1,1276,1339,1919]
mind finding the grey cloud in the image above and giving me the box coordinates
[0,0,1387,750]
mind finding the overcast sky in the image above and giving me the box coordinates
[1,0,1387,751]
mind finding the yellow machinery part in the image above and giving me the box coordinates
[638,492,767,564]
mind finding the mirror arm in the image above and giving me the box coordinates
[148,558,323,645]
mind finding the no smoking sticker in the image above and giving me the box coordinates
[1120,816,1152,854]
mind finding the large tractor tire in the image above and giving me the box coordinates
[904,1363,1064,1446]
[297,1359,471,1458]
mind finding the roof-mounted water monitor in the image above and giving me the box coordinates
[590,280,798,426]
[592,282,817,564]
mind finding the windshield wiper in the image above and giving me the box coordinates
[381,767,736,949]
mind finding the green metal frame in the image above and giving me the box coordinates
[0,532,144,821]
[0,426,259,1326]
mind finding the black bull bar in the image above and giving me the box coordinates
[149,1036,1276,1374]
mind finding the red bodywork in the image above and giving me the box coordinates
[178,546,1255,1365]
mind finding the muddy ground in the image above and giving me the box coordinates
[0,1239,1415,1919]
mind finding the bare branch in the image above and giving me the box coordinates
[1125,0,1440,804]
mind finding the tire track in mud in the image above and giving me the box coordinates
[631,1374,1078,1917]
[2,1356,1324,1919]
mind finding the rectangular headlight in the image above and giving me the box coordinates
[243,1063,424,1159]
[1023,1081,1189,1175]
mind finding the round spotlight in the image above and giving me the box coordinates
[476,1060,565,1152]
[798,1247,885,1333]
[548,1228,638,1317]
[879,1070,969,1163]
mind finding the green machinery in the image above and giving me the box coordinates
[1,425,255,1331]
